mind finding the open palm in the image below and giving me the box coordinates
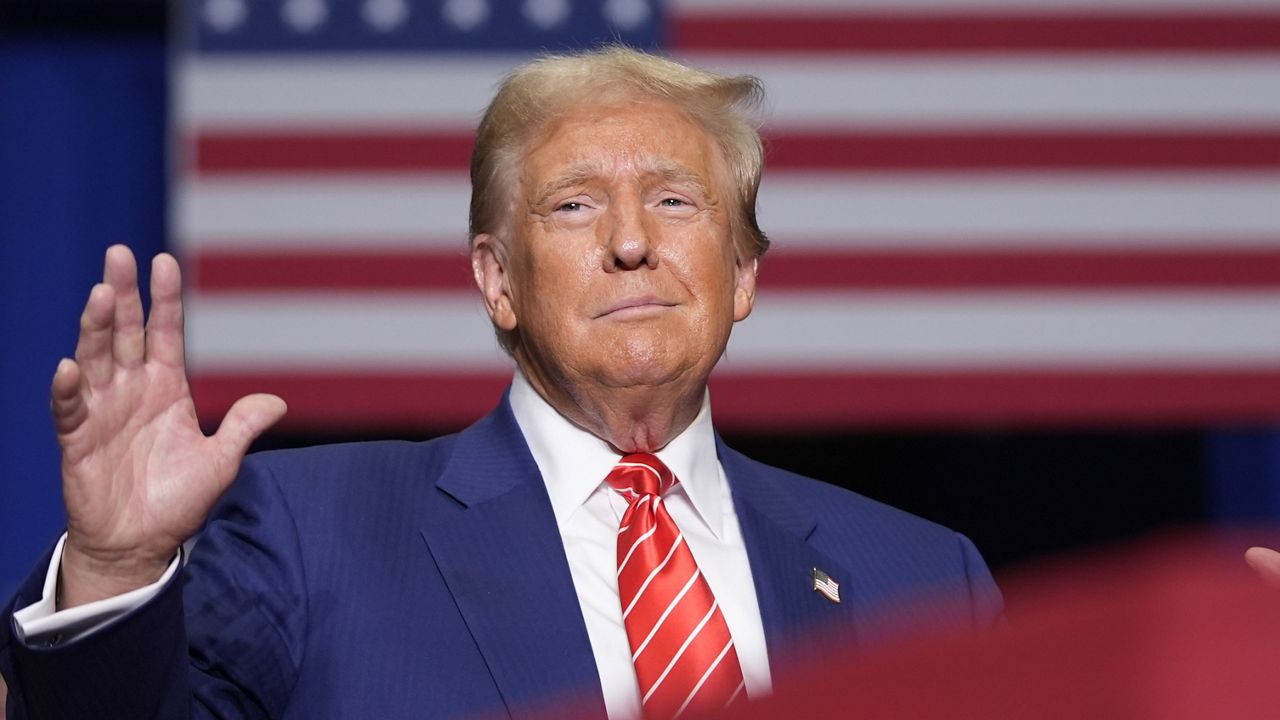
[54,246,286,607]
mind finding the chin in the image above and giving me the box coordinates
[601,342,707,391]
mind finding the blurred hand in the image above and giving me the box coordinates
[53,245,286,608]
[1245,546,1280,589]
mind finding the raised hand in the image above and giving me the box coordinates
[53,245,287,608]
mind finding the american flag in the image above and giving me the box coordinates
[174,0,1280,432]
[812,567,840,604]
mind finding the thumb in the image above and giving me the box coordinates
[213,393,288,468]
[1245,546,1280,589]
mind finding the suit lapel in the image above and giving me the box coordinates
[717,439,860,683]
[420,399,606,719]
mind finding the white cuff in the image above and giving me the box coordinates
[12,533,180,645]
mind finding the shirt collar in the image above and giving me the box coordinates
[508,371,725,539]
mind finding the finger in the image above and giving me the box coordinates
[50,358,89,436]
[75,283,116,388]
[145,253,185,366]
[212,394,288,471]
[1245,547,1280,588]
[104,245,145,369]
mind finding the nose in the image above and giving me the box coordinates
[603,198,657,272]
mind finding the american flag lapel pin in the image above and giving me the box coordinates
[812,567,841,604]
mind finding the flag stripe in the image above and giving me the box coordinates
[188,370,1280,429]
[178,58,1280,129]
[672,0,1280,13]
[178,174,1280,244]
[182,292,1280,368]
[193,130,1280,173]
[671,13,1280,53]
[190,248,1280,292]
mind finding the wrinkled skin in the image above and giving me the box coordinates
[472,98,757,453]
[53,246,286,607]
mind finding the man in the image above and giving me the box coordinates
[0,47,1002,718]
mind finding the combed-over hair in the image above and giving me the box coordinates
[468,45,769,260]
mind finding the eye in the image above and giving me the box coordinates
[556,201,583,212]
[660,198,686,207]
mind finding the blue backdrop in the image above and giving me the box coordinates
[0,33,166,599]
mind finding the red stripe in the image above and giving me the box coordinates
[764,131,1280,171]
[191,130,1280,173]
[760,249,1280,290]
[188,370,1280,430]
[670,13,1280,53]
[191,248,1280,292]
[192,249,474,292]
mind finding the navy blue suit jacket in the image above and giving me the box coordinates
[1,398,1002,719]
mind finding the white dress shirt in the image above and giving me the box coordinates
[508,374,772,719]
[14,375,773,719]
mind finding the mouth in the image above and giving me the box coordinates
[594,295,677,319]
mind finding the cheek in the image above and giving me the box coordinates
[666,233,737,299]
[517,235,599,318]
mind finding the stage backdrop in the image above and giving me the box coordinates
[174,0,1280,432]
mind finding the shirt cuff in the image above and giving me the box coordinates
[12,533,180,646]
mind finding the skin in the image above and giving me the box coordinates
[471,97,757,452]
[1246,546,1280,588]
[54,247,286,607]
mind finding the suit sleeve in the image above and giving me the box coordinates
[1,457,309,720]
[956,533,1005,630]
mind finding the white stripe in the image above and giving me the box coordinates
[623,531,686,619]
[726,291,1280,369]
[184,291,1280,370]
[673,639,736,719]
[633,569,704,662]
[179,174,1280,248]
[724,679,746,707]
[643,601,721,704]
[180,57,1280,129]
[177,56,521,128]
[674,0,1280,12]
[756,173,1280,244]
[176,176,469,247]
[184,293,506,371]
[692,56,1280,129]
[617,521,660,579]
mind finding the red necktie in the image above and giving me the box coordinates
[606,453,746,719]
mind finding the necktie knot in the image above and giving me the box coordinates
[605,452,677,501]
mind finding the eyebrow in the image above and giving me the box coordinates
[531,159,713,209]
[532,167,597,209]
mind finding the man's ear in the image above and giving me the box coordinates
[471,233,518,331]
[733,255,758,322]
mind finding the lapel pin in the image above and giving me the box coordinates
[812,567,841,604]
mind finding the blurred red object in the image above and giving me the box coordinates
[721,530,1280,720]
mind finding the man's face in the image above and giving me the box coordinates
[473,97,756,398]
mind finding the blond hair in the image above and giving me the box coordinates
[468,45,769,259]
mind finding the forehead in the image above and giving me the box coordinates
[520,98,724,189]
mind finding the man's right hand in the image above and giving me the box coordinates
[53,245,287,609]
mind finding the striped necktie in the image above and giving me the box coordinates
[606,453,746,719]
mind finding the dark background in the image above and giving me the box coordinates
[3,0,1278,601]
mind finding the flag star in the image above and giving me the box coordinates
[604,0,650,31]
[523,0,569,30]
[282,0,329,33]
[203,0,247,33]
[442,0,489,31]
[363,0,409,32]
